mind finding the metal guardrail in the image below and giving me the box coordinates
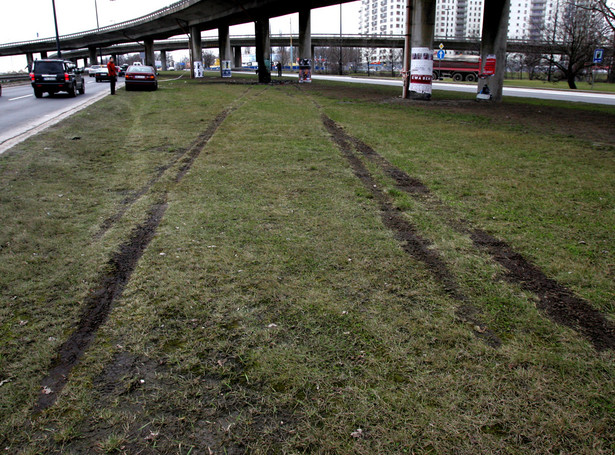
[0,74,30,83]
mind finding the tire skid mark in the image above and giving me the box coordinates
[35,201,167,413]
[35,88,258,413]
[345,127,615,352]
[95,87,255,239]
[322,114,501,348]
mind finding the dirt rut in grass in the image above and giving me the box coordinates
[329,116,615,352]
[34,98,241,413]
[322,114,502,348]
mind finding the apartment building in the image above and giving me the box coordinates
[358,0,561,45]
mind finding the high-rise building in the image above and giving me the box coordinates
[358,0,562,53]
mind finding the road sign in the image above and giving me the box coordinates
[439,43,444,50]
[437,50,445,60]
[593,49,604,64]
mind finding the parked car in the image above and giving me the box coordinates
[124,65,158,91]
[30,59,85,98]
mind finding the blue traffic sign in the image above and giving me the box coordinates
[594,49,604,64]
[437,49,445,60]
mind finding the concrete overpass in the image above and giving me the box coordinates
[47,35,570,65]
[0,0,515,100]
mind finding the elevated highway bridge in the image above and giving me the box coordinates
[0,0,524,101]
[35,35,569,64]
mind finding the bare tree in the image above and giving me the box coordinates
[580,0,615,82]
[274,47,291,67]
[543,1,609,89]
[201,51,216,68]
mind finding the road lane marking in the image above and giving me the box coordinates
[9,94,33,101]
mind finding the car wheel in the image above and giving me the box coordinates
[69,83,77,97]
[79,82,85,94]
[125,84,132,91]
[34,88,43,98]
[452,73,463,82]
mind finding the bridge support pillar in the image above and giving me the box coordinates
[144,39,155,67]
[233,46,242,69]
[299,9,312,64]
[40,51,48,59]
[88,46,98,65]
[161,50,168,71]
[26,53,34,72]
[218,24,232,76]
[255,19,271,83]
[478,0,510,102]
[408,0,436,99]
[190,26,202,79]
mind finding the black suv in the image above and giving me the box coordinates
[30,59,85,98]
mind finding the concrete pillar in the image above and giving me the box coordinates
[144,39,155,67]
[299,9,312,62]
[478,0,510,102]
[410,0,436,99]
[255,19,271,83]
[190,25,202,78]
[218,24,232,76]
[161,50,168,71]
[233,46,242,69]
[26,53,34,72]
[83,58,88,68]
[40,51,48,59]
[88,46,98,65]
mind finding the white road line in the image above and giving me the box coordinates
[9,94,33,101]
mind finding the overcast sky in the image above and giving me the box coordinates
[1,0,361,72]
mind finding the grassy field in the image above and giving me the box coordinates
[1,74,614,454]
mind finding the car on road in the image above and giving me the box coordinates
[95,67,111,82]
[124,65,158,91]
[86,65,103,77]
[30,59,85,98]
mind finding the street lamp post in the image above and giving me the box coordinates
[51,0,62,58]
[94,0,103,63]
[339,3,343,75]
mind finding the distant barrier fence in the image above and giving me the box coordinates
[0,74,30,83]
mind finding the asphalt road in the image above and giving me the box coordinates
[0,77,124,154]
[2,74,613,155]
[310,74,615,105]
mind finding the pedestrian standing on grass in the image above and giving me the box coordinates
[107,57,118,95]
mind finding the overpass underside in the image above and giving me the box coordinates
[2,0,512,101]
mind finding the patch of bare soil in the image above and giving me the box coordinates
[424,99,615,147]
[322,114,502,348]
[313,82,615,146]
[325,113,615,352]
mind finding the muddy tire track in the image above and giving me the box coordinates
[95,87,255,239]
[35,201,167,412]
[340,122,615,351]
[34,89,255,413]
[322,114,501,348]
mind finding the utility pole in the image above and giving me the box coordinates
[402,0,412,98]
[339,3,343,75]
[51,0,62,58]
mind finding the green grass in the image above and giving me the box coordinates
[1,74,614,454]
